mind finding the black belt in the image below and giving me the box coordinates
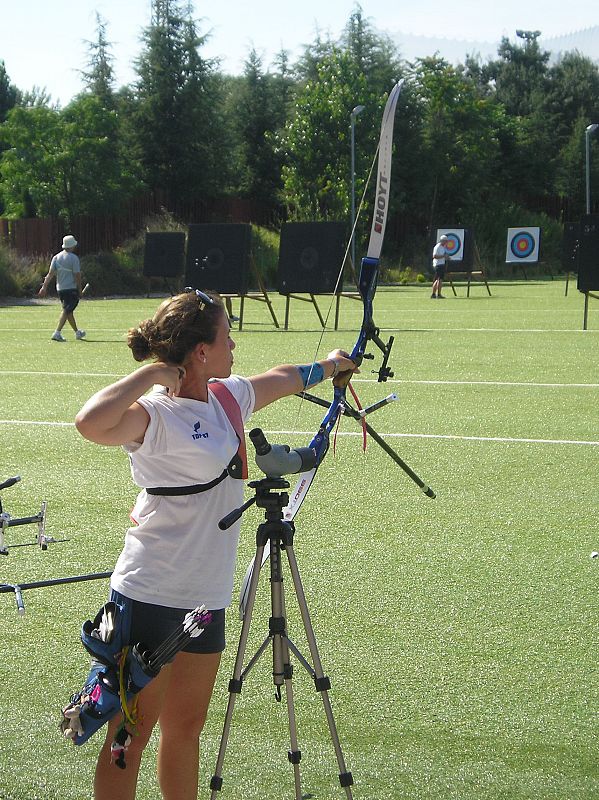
[145,469,228,496]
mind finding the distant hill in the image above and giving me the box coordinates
[542,26,599,63]
[385,25,599,66]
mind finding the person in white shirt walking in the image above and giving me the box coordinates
[38,234,86,340]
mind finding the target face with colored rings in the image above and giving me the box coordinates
[444,233,461,255]
[436,229,464,260]
[505,227,540,263]
[510,232,535,259]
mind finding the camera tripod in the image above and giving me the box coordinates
[210,476,354,799]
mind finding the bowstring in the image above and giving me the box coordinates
[291,140,381,435]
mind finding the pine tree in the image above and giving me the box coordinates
[80,13,116,108]
[133,0,229,201]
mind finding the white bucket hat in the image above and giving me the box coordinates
[62,235,78,249]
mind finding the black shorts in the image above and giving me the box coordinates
[433,265,446,279]
[58,289,80,314]
[110,589,225,655]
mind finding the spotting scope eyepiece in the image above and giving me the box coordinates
[249,428,271,457]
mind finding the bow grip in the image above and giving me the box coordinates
[332,354,362,389]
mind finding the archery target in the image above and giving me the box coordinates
[436,228,464,261]
[143,232,185,277]
[185,224,252,294]
[277,222,346,294]
[506,227,541,263]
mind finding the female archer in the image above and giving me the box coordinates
[75,288,355,800]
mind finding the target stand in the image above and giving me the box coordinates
[282,289,362,331]
[217,255,280,332]
[582,292,599,330]
[436,228,491,297]
[445,244,491,297]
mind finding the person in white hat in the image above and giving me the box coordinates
[431,233,451,299]
[38,234,86,341]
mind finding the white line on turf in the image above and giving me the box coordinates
[1,419,598,446]
[0,371,597,388]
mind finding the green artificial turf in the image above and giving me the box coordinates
[0,280,597,799]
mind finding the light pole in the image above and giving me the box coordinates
[585,123,599,214]
[350,104,365,271]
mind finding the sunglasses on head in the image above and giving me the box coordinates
[184,287,217,311]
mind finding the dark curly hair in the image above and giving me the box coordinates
[127,290,224,364]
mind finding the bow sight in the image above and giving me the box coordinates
[361,324,394,382]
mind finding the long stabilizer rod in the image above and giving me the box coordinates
[297,391,435,498]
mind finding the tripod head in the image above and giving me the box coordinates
[218,430,316,531]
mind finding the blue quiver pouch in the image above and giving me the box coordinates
[64,661,122,745]
[80,601,129,664]
[126,644,159,693]
[61,599,133,745]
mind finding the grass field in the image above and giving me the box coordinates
[0,280,597,800]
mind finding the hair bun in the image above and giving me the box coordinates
[127,321,155,362]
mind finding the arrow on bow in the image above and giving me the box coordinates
[239,79,435,617]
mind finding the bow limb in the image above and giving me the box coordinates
[283,79,405,522]
[238,80,405,618]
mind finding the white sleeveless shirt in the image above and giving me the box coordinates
[110,375,255,609]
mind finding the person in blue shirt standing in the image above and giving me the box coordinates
[38,234,86,341]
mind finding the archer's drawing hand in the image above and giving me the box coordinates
[154,363,186,397]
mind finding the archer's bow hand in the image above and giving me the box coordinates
[326,349,359,389]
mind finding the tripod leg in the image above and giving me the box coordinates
[210,541,266,797]
[284,543,354,798]
[270,538,304,800]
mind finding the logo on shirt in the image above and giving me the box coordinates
[192,420,209,440]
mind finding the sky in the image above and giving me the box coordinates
[1,0,598,106]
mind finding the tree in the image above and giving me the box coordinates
[0,106,64,216]
[281,9,404,224]
[468,33,556,204]
[16,87,53,108]
[281,48,374,220]
[0,97,142,219]
[231,48,286,204]
[341,4,402,91]
[546,52,599,134]
[486,31,550,118]
[407,56,510,231]
[543,53,599,213]
[0,61,18,123]
[133,0,230,200]
[553,116,596,217]
[80,13,116,108]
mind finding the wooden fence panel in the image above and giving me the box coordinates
[0,194,278,257]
